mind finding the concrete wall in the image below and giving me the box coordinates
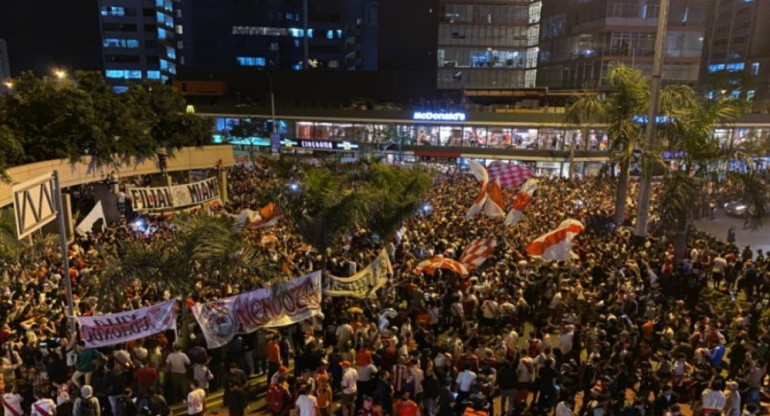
[0,145,235,208]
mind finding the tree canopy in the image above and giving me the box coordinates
[0,71,213,179]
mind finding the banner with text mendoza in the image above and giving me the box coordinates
[325,250,392,298]
[77,300,177,348]
[129,177,220,212]
[192,271,322,349]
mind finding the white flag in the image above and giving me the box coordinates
[76,201,106,235]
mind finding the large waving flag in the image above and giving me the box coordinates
[487,161,534,189]
[415,257,470,276]
[459,238,497,271]
[525,219,585,262]
[465,160,504,220]
[504,179,538,226]
[233,202,280,231]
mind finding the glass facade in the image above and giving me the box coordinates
[537,0,709,88]
[437,0,541,89]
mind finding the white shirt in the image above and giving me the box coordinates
[341,368,359,395]
[481,300,499,319]
[701,388,726,410]
[186,388,206,415]
[166,352,191,374]
[1,393,23,416]
[31,399,56,416]
[295,395,318,416]
[456,370,477,392]
[410,367,425,394]
[555,401,574,416]
[504,330,519,351]
[558,331,574,355]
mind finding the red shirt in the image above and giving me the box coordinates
[395,399,419,416]
[135,366,158,387]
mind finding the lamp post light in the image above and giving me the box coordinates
[53,69,67,80]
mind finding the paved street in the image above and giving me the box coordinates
[694,210,770,253]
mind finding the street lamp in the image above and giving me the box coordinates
[2,80,12,90]
[53,69,67,80]
[256,68,277,134]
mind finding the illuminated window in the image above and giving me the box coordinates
[103,38,139,48]
[101,6,126,16]
[166,46,176,59]
[288,28,304,37]
[726,62,745,72]
[147,70,161,79]
[105,70,142,80]
[236,57,266,66]
[327,30,333,39]
[747,90,756,101]
[708,64,725,73]
[752,62,760,75]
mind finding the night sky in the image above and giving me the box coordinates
[0,0,434,75]
[0,0,102,76]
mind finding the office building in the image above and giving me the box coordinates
[436,0,542,90]
[98,0,181,90]
[0,39,10,91]
[177,0,378,71]
[701,0,770,111]
[537,0,710,89]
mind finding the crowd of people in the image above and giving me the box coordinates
[0,160,769,416]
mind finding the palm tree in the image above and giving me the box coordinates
[564,88,607,176]
[91,213,268,345]
[290,157,432,268]
[655,88,750,261]
[565,66,648,224]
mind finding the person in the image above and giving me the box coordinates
[394,392,419,416]
[315,373,332,416]
[71,342,105,388]
[115,388,137,416]
[555,398,575,416]
[294,384,318,416]
[266,378,291,416]
[166,345,191,404]
[1,386,23,416]
[140,388,168,416]
[357,396,381,416]
[454,363,476,413]
[723,381,740,416]
[266,337,282,382]
[73,386,100,416]
[223,383,246,416]
[31,390,57,416]
[423,366,440,416]
[701,380,727,415]
[340,361,359,416]
[185,380,206,416]
[742,403,759,416]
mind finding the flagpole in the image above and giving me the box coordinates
[53,171,77,335]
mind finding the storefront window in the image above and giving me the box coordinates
[314,122,334,139]
[296,122,313,139]
[415,126,440,146]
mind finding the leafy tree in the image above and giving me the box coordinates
[0,125,23,181]
[92,213,269,345]
[0,71,213,168]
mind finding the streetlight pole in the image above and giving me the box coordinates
[257,68,277,134]
[257,68,279,154]
[634,0,670,241]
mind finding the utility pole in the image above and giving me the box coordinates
[634,0,670,241]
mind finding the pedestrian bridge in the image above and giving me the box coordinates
[0,145,235,208]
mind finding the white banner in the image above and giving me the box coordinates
[76,201,106,235]
[12,172,57,239]
[192,271,322,349]
[324,250,392,298]
[128,177,220,212]
[76,300,177,348]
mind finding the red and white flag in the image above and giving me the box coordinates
[504,179,538,226]
[484,180,505,220]
[459,238,497,271]
[487,161,534,189]
[415,257,470,276]
[465,160,504,220]
[525,219,585,262]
